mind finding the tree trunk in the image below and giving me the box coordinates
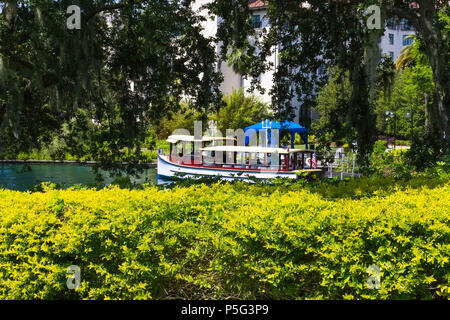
[349,59,377,173]
[386,1,450,152]
[412,0,450,153]
[424,92,429,132]
[3,1,17,29]
[423,39,449,152]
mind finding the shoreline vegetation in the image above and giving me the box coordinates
[0,159,157,167]
[0,149,160,164]
[0,177,448,299]
[0,160,448,299]
[1,136,449,300]
[0,140,170,165]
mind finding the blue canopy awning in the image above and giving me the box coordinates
[244,120,308,149]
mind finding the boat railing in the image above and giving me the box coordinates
[207,161,286,170]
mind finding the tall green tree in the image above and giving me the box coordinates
[0,1,222,176]
[312,68,357,150]
[393,37,435,138]
[374,70,427,141]
[209,0,449,170]
[382,0,450,153]
[209,0,384,171]
[210,88,270,134]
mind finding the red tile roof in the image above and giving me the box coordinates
[249,0,267,9]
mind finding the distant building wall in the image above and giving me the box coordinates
[380,18,416,61]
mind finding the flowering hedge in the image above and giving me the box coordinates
[0,180,448,299]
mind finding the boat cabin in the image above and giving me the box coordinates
[166,135,317,171]
[167,135,237,162]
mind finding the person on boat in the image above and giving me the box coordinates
[289,154,295,170]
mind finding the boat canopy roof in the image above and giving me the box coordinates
[167,135,237,144]
[244,119,308,149]
[200,145,314,155]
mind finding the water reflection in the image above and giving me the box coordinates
[0,163,159,191]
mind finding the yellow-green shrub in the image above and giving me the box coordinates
[0,181,448,299]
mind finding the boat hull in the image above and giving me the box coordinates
[157,155,320,181]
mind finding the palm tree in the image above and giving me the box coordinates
[226,46,252,75]
[395,35,429,73]
[395,35,433,132]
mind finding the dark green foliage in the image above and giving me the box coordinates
[405,136,436,171]
[210,88,270,134]
[381,0,450,152]
[0,1,222,177]
[313,68,357,158]
[210,0,449,171]
[153,102,204,140]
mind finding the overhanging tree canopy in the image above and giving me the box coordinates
[0,0,223,177]
[209,0,449,171]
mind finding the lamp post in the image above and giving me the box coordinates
[385,110,396,150]
[406,110,414,143]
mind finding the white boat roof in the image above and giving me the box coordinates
[167,135,237,144]
[200,145,311,154]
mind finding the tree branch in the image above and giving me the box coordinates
[384,3,421,31]
[0,49,61,87]
[84,1,135,23]
[0,48,35,70]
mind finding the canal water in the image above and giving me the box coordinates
[0,163,158,191]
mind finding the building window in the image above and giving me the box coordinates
[388,34,394,45]
[318,64,326,75]
[386,18,396,29]
[403,35,413,46]
[388,52,394,59]
[252,15,262,29]
[400,19,414,31]
[283,39,292,48]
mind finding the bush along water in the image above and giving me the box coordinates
[0,179,448,300]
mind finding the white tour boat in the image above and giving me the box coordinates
[157,135,322,181]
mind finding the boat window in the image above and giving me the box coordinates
[176,143,183,156]
[297,154,302,169]
[250,153,258,166]
[226,151,234,165]
[304,154,311,169]
[280,154,286,168]
[256,153,263,165]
